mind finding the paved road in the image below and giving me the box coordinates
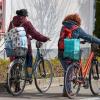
[0,78,100,100]
[0,86,100,100]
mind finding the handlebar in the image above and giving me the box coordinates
[36,41,43,48]
[80,40,87,44]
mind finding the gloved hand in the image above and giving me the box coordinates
[36,41,43,48]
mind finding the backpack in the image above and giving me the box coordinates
[58,25,78,50]
[5,21,28,57]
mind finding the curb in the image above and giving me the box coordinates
[0,82,7,92]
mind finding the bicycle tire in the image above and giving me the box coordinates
[65,62,81,99]
[34,59,53,93]
[7,59,26,96]
[89,60,100,95]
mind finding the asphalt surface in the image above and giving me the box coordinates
[0,78,100,100]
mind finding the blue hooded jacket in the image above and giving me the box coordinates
[62,21,100,44]
[58,20,100,59]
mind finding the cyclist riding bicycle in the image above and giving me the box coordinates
[58,13,100,97]
[8,9,50,88]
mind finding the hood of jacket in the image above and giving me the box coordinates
[12,16,27,27]
[62,20,78,29]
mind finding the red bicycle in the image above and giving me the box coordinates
[65,42,100,99]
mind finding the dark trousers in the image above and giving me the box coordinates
[25,52,33,78]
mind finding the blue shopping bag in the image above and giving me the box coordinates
[64,39,80,60]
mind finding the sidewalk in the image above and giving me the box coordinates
[23,77,64,91]
[0,77,64,92]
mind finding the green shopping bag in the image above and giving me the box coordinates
[64,38,80,61]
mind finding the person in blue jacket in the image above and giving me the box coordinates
[58,13,100,97]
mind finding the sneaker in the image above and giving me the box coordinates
[15,87,21,92]
[26,78,33,84]
[25,73,33,84]
[14,82,21,92]
[15,86,21,92]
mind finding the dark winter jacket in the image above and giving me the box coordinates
[8,16,49,53]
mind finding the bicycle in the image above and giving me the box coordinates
[65,42,100,99]
[6,41,53,96]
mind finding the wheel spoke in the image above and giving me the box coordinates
[34,60,53,93]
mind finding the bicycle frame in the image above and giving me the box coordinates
[32,48,43,71]
[79,51,94,78]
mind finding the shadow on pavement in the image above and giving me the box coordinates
[0,83,100,100]
[0,91,100,100]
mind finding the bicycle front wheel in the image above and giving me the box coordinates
[65,62,81,99]
[89,61,100,95]
[34,59,53,93]
[7,60,26,96]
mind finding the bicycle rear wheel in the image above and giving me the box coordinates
[34,59,53,93]
[89,60,100,95]
[65,62,81,99]
[7,60,26,96]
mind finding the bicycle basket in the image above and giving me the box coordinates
[5,47,28,57]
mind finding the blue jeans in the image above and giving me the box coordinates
[58,50,72,93]
[25,53,32,67]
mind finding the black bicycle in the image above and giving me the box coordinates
[6,41,53,96]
